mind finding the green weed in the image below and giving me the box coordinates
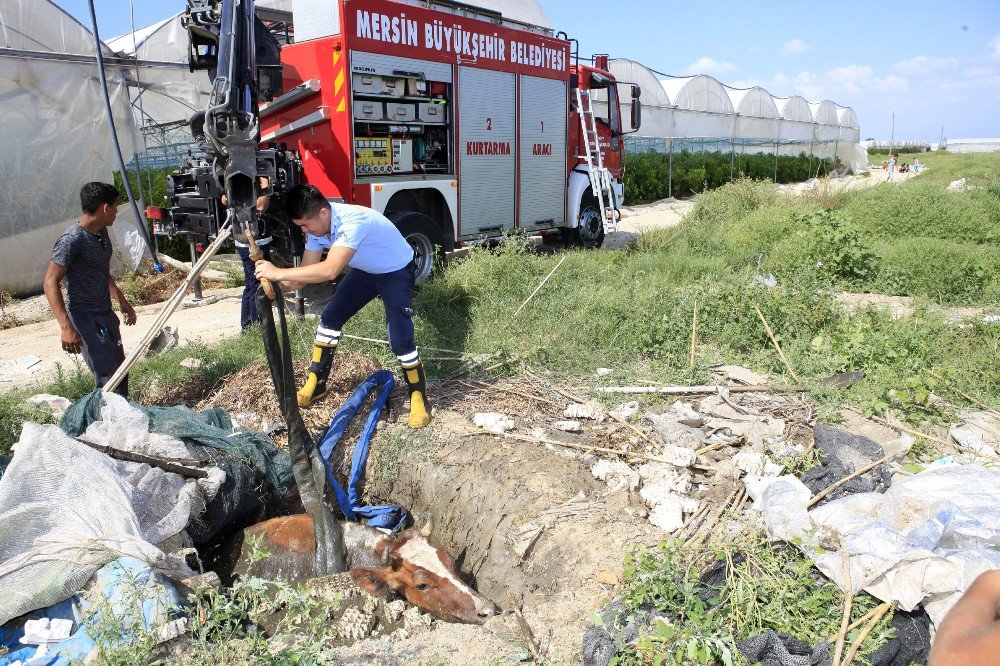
[613,536,893,665]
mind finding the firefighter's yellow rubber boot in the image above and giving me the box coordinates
[402,362,431,428]
[297,343,336,407]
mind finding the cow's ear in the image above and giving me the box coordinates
[350,567,395,597]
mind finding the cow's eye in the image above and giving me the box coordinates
[416,583,431,591]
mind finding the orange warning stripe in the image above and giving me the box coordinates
[332,51,346,113]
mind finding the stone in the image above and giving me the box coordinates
[554,420,582,433]
[565,402,606,422]
[592,460,640,493]
[26,393,71,417]
[662,445,697,468]
[596,368,615,377]
[646,495,684,532]
[596,569,620,585]
[402,606,432,634]
[474,412,515,433]
[180,357,202,369]
[612,401,640,421]
[384,599,406,623]
[712,364,767,386]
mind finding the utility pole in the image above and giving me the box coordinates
[939,125,945,150]
[888,111,895,155]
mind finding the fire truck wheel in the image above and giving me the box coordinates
[389,211,443,282]
[572,193,606,249]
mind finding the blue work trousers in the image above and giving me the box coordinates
[321,262,417,358]
[237,244,270,329]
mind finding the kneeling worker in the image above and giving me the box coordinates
[253,184,429,428]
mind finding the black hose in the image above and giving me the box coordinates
[257,285,347,575]
[86,0,162,271]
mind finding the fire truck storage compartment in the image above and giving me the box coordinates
[418,103,446,124]
[350,51,454,179]
[385,102,416,122]
[519,75,568,229]
[354,101,385,121]
[352,73,404,96]
[458,66,516,236]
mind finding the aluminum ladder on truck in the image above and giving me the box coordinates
[575,88,617,234]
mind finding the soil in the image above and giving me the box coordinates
[834,292,992,324]
[326,407,662,664]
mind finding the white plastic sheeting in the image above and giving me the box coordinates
[754,465,1000,627]
[0,393,225,624]
[0,0,147,296]
[605,58,864,173]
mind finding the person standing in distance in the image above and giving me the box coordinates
[254,184,430,428]
[43,182,137,397]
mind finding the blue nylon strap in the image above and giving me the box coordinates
[317,370,409,531]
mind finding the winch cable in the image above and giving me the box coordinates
[86,0,162,271]
[257,285,347,575]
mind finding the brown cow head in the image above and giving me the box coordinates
[350,520,498,625]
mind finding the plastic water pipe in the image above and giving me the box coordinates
[87,0,162,272]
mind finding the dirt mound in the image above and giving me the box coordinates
[197,351,385,448]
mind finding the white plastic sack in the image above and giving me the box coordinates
[0,423,206,624]
[753,465,1000,626]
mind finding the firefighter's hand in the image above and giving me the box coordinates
[61,324,83,354]
[254,260,280,281]
[121,301,137,326]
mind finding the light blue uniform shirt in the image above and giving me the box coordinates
[304,203,413,274]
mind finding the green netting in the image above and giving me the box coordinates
[60,389,294,517]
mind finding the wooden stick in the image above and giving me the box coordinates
[689,302,698,369]
[673,504,710,537]
[596,384,806,395]
[242,232,276,300]
[841,603,892,666]
[832,547,854,666]
[807,452,895,508]
[753,304,801,384]
[929,370,1000,416]
[843,406,995,460]
[104,225,234,393]
[76,438,208,479]
[695,439,730,456]
[507,592,541,662]
[513,256,566,317]
[488,431,679,465]
[685,486,741,548]
[827,602,888,643]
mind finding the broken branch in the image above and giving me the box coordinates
[76,438,208,479]
[485,431,680,466]
[844,406,996,460]
[513,256,566,317]
[596,384,806,395]
[753,304,801,384]
[929,370,1000,417]
[690,302,698,369]
[841,602,892,666]
[832,547,854,666]
[807,452,895,508]
[507,592,542,661]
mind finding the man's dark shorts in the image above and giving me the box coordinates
[69,309,128,397]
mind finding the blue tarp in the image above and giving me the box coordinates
[0,558,181,666]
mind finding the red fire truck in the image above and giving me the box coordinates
[161,0,641,280]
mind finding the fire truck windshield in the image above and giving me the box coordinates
[591,77,622,136]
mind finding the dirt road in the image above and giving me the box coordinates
[0,288,247,393]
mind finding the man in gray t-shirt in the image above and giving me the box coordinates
[44,182,137,397]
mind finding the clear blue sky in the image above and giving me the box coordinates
[59,0,1000,141]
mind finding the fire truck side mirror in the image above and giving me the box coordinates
[630,98,642,131]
